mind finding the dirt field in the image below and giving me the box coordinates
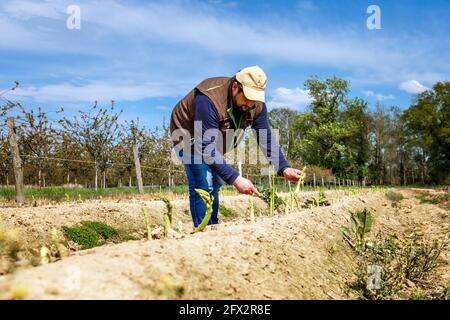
[0,188,449,300]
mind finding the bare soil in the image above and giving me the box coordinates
[0,188,448,300]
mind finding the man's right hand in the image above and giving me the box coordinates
[232,176,261,196]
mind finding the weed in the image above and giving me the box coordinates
[62,221,120,249]
[343,209,448,300]
[410,289,428,300]
[260,187,283,211]
[302,191,330,208]
[432,287,450,300]
[80,221,118,238]
[63,225,101,249]
[385,191,404,207]
[219,204,236,218]
[416,191,450,209]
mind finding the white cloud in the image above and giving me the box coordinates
[361,90,394,101]
[8,81,185,102]
[0,0,407,71]
[399,80,430,94]
[268,87,311,110]
[1,0,63,20]
[0,0,447,97]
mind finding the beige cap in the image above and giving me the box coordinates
[235,65,267,103]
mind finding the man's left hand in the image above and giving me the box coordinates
[283,168,302,182]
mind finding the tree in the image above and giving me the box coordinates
[403,81,450,184]
[17,106,60,187]
[341,97,371,182]
[292,76,369,180]
[59,101,122,190]
[267,108,299,159]
[112,119,149,187]
[368,103,392,184]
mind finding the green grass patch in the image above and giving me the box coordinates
[219,204,237,218]
[416,191,450,209]
[80,221,118,238]
[0,185,192,203]
[385,191,405,207]
[62,220,134,250]
[63,225,101,249]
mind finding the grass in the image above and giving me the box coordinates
[62,220,132,250]
[342,210,449,300]
[385,191,405,207]
[0,185,191,203]
[219,204,237,218]
[415,191,450,209]
[0,183,393,204]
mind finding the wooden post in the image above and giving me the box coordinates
[133,144,144,195]
[94,162,98,191]
[313,173,316,189]
[7,118,24,205]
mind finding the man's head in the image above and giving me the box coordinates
[231,66,267,111]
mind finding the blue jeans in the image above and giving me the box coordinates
[178,150,222,227]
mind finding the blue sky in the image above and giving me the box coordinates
[0,0,449,129]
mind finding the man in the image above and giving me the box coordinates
[170,66,301,227]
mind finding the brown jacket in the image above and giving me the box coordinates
[170,77,264,154]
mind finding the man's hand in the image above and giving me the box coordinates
[283,168,303,182]
[233,176,261,196]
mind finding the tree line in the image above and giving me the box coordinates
[268,77,449,185]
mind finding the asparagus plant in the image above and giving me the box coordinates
[161,198,173,236]
[248,196,255,223]
[295,166,307,194]
[270,167,276,215]
[51,228,66,259]
[194,188,214,233]
[40,246,50,265]
[141,206,152,240]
